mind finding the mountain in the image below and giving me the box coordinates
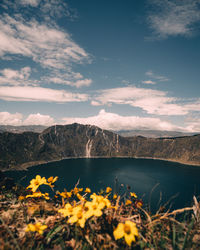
[116,130,196,138]
[0,123,200,171]
[0,125,47,133]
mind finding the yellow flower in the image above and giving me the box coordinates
[113,221,138,246]
[58,203,73,217]
[113,194,117,199]
[76,193,85,201]
[85,187,91,193]
[130,192,137,198]
[103,197,111,208]
[57,191,72,199]
[68,205,86,228]
[26,175,47,192]
[26,191,50,200]
[90,193,111,209]
[47,176,58,187]
[25,222,47,235]
[84,201,104,218]
[125,199,132,206]
[79,188,83,192]
[106,187,112,193]
[73,187,79,194]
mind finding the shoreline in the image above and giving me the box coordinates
[3,155,200,172]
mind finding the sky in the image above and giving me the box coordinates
[0,0,200,132]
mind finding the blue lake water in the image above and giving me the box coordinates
[5,158,200,212]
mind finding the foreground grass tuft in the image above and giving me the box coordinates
[0,175,200,249]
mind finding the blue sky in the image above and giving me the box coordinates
[0,0,200,132]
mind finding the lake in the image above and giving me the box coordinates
[5,158,200,212]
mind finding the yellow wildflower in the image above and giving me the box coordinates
[73,187,79,194]
[106,187,112,193]
[26,191,50,200]
[76,193,85,201]
[84,200,104,218]
[103,197,111,208]
[90,193,111,208]
[79,188,83,192]
[113,194,117,199]
[68,205,86,228]
[85,187,91,193]
[130,192,137,198]
[125,199,132,206]
[25,222,47,235]
[58,203,73,217]
[57,191,71,199]
[26,175,47,192]
[47,176,58,187]
[113,221,138,246]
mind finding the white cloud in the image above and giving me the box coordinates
[186,119,200,132]
[0,112,23,126]
[24,113,54,126]
[61,109,184,131]
[0,86,88,102]
[0,111,55,126]
[91,86,200,116]
[91,86,188,115]
[148,0,200,38]
[0,15,90,70]
[47,76,92,88]
[0,2,91,89]
[121,80,130,84]
[142,80,156,85]
[20,0,40,7]
[0,67,32,86]
[145,70,169,82]
[1,0,77,21]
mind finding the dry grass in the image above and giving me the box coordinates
[0,177,200,250]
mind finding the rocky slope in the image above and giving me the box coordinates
[0,123,200,170]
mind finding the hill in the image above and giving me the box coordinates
[0,123,200,170]
[116,129,196,138]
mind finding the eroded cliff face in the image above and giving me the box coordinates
[0,123,200,170]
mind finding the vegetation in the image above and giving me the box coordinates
[1,174,200,249]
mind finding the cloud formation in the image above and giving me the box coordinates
[91,87,187,115]
[0,4,91,88]
[62,109,184,131]
[91,86,200,116]
[1,110,199,132]
[0,112,23,126]
[0,86,88,102]
[23,113,54,126]
[0,67,32,86]
[1,0,77,21]
[0,111,54,126]
[0,15,90,69]
[142,80,156,85]
[148,0,200,38]
[145,70,169,82]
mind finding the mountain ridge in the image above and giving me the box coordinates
[1,123,200,171]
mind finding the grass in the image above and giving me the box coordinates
[0,175,200,249]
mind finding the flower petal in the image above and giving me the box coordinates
[113,223,124,240]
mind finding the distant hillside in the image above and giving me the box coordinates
[116,129,196,138]
[0,123,200,170]
[0,125,47,134]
